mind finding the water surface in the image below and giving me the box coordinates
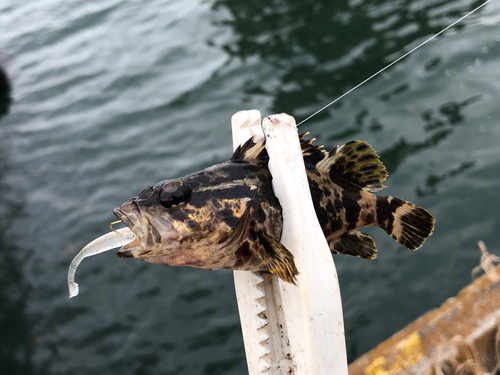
[1,0,500,373]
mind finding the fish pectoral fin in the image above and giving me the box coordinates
[331,230,377,259]
[226,201,253,246]
[257,231,299,285]
[316,140,388,192]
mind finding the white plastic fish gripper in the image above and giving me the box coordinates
[231,110,348,374]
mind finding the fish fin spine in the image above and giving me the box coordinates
[377,196,435,250]
[232,133,333,166]
[299,132,328,165]
[231,136,267,163]
[316,140,388,192]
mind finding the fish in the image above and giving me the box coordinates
[113,134,434,284]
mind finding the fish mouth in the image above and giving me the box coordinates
[113,206,145,258]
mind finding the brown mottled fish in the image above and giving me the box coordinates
[113,134,434,284]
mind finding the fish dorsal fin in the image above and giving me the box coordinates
[231,136,267,163]
[331,230,377,259]
[317,140,388,192]
[299,133,328,165]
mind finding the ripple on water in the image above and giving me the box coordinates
[1,0,500,373]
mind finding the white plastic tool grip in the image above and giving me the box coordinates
[231,111,348,375]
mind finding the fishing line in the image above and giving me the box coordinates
[297,0,492,127]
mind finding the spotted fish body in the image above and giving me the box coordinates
[114,134,434,283]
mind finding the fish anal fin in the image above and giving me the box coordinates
[256,231,299,284]
[317,140,388,192]
[331,230,377,259]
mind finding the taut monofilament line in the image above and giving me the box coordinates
[297,0,492,127]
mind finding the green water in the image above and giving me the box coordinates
[1,0,500,373]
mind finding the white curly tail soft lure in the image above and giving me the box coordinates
[68,227,136,298]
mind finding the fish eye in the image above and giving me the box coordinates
[158,182,191,208]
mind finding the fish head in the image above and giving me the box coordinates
[112,162,263,267]
[113,179,191,255]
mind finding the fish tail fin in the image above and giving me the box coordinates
[376,196,435,250]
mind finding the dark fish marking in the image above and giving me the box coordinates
[219,207,238,227]
[363,212,375,226]
[315,204,332,233]
[234,241,253,268]
[342,194,360,231]
[376,196,405,235]
[187,185,255,209]
[217,232,228,244]
[248,228,257,241]
[114,134,434,283]
[356,143,369,152]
